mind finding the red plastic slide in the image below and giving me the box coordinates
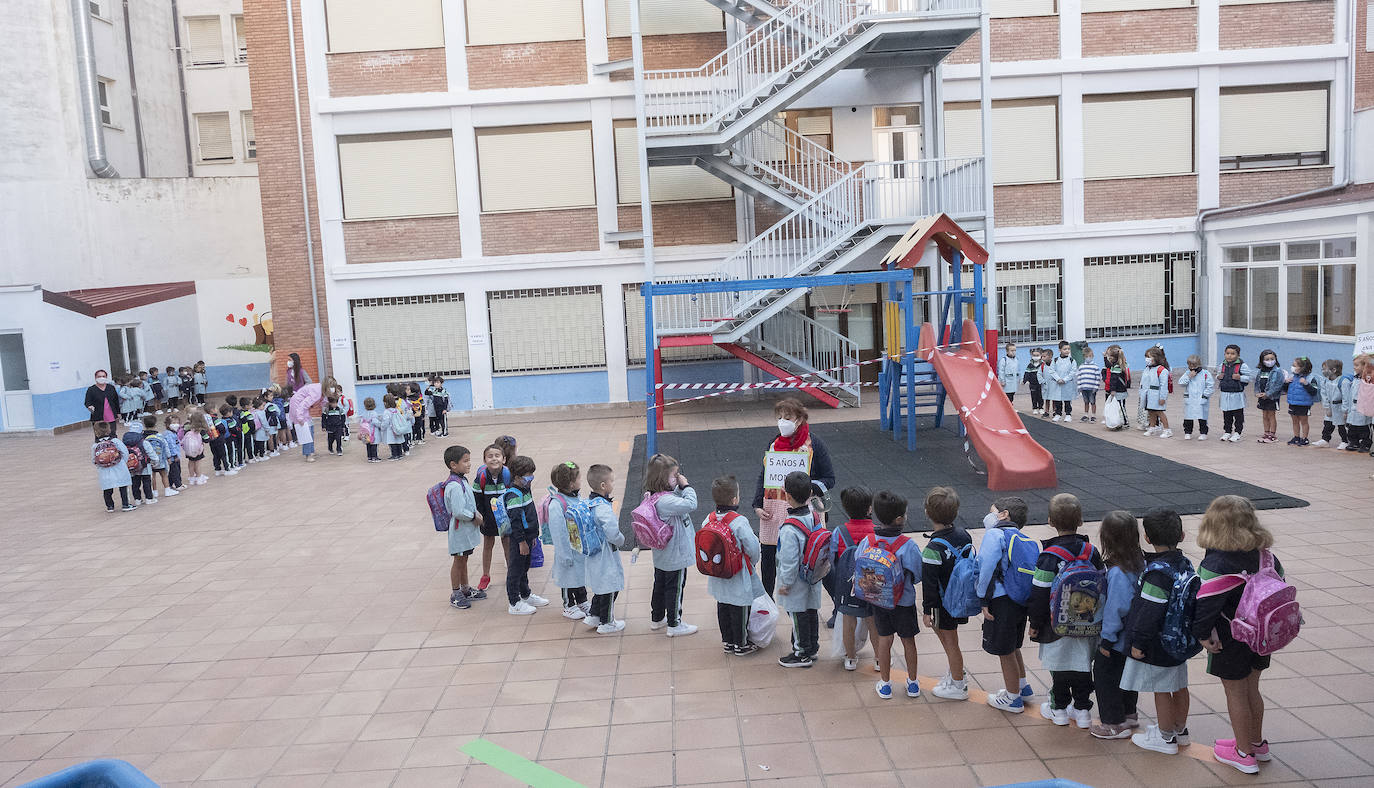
[919,320,1058,491]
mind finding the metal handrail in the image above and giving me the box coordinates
[735,119,852,202]
[751,307,860,401]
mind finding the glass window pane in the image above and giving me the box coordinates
[1033,284,1058,338]
[1225,247,1248,263]
[1287,241,1321,260]
[1003,286,1032,337]
[1223,267,1247,329]
[813,310,841,338]
[848,303,875,351]
[1252,244,1280,262]
[1322,263,1356,335]
[106,328,126,376]
[1250,267,1279,331]
[1324,237,1356,258]
[0,333,29,392]
[1286,265,1319,333]
[124,327,140,373]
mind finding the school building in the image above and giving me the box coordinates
[241,0,1374,415]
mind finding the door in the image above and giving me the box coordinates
[872,106,924,221]
[106,325,140,377]
[0,332,34,430]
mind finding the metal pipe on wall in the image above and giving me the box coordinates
[170,0,195,176]
[70,0,119,177]
[120,0,147,177]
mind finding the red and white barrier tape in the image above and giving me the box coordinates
[653,350,914,391]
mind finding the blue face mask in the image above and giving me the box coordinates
[522,475,534,484]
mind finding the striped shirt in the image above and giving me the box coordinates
[1076,362,1102,391]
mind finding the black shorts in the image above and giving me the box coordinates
[186,453,204,462]
[479,516,501,537]
[872,605,920,638]
[1257,398,1279,412]
[1207,640,1271,681]
[1288,404,1311,417]
[452,548,474,557]
[930,606,968,631]
[981,596,1028,656]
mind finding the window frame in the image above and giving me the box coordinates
[1218,84,1329,171]
[193,112,235,164]
[1220,237,1357,338]
[1082,252,1197,339]
[96,78,114,127]
[232,15,248,64]
[105,325,140,378]
[242,111,256,160]
[185,15,227,67]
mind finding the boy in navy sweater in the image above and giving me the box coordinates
[921,486,972,700]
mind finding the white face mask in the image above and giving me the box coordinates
[95,376,108,384]
[983,511,1002,529]
[777,418,798,437]
[169,423,180,430]
[287,360,294,369]
[1290,366,1299,375]
[1264,359,1276,368]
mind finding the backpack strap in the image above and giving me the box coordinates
[1076,542,1095,563]
[929,537,970,560]
[783,517,811,537]
[1044,545,1076,564]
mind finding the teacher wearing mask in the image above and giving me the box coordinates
[285,351,312,390]
[84,369,121,438]
[752,397,835,596]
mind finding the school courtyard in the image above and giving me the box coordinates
[1,396,1372,788]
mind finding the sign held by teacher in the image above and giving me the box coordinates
[763,450,809,490]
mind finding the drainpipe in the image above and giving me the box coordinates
[170,0,195,176]
[286,0,327,377]
[120,0,147,177]
[70,0,118,177]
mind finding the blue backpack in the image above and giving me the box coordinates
[995,527,1040,605]
[1334,373,1355,405]
[852,535,910,610]
[833,527,862,607]
[426,474,462,532]
[1146,558,1204,665]
[552,491,603,557]
[930,537,981,618]
[1046,542,1105,638]
[478,466,512,533]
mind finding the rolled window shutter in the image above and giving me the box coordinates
[338,132,458,219]
[1083,92,1193,179]
[796,115,832,136]
[351,295,469,380]
[943,105,983,159]
[489,288,606,372]
[992,0,1056,15]
[614,124,730,203]
[478,126,595,212]
[1083,258,1167,330]
[196,113,233,161]
[1082,0,1191,10]
[466,0,584,46]
[186,17,224,65]
[1220,87,1327,158]
[605,0,724,38]
[326,0,444,52]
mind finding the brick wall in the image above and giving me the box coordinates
[1219,167,1334,208]
[754,199,790,231]
[326,49,448,97]
[244,0,329,383]
[615,200,737,248]
[342,216,462,264]
[480,209,600,256]
[466,41,588,90]
[993,183,1062,227]
[947,17,1060,64]
[1219,0,1333,49]
[1357,0,1374,110]
[606,32,728,81]
[1081,8,1198,57]
[1084,175,1198,222]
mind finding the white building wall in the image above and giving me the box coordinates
[181,0,258,176]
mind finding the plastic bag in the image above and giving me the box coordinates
[829,613,871,659]
[1103,397,1125,430]
[748,593,780,648]
[530,538,544,569]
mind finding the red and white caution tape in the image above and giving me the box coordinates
[929,347,1029,437]
[653,350,914,391]
[650,380,888,410]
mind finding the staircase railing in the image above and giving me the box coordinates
[751,307,860,401]
[734,119,852,202]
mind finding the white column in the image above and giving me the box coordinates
[1198,0,1219,52]
[465,291,495,410]
[590,99,621,251]
[1062,252,1086,340]
[1060,74,1084,227]
[1060,0,1082,60]
[1197,66,1220,211]
[583,0,610,77]
[453,106,483,259]
[442,0,469,91]
[1356,212,1373,339]
[602,281,629,402]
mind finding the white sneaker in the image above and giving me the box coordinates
[1312,439,1328,447]
[1132,724,1179,755]
[1198,434,1208,441]
[987,689,1025,713]
[666,623,698,637]
[271,451,280,456]
[523,594,550,608]
[1070,707,1092,729]
[583,616,601,628]
[931,674,970,700]
[508,601,536,616]
[1337,441,1348,450]
[843,658,858,671]
[649,619,667,631]
[164,489,179,497]
[198,475,208,482]
[1159,429,1173,439]
[143,497,157,505]
[1040,701,1070,726]
[155,409,164,415]
[563,606,586,620]
[289,442,298,448]
[1052,415,1062,422]
[225,468,238,475]
[1222,432,1233,441]
[1144,426,1161,436]
[1184,433,1192,440]
[215,470,224,476]
[597,620,626,634]
[578,600,592,614]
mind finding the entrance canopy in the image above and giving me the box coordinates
[879,213,988,269]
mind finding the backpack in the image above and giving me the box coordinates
[1199,549,1301,656]
[784,517,833,585]
[631,492,673,550]
[93,438,122,468]
[1332,373,1354,405]
[833,526,861,603]
[551,491,603,557]
[1046,542,1105,638]
[996,527,1040,605]
[477,466,511,530]
[265,403,282,429]
[852,534,910,609]
[144,435,167,468]
[121,432,146,472]
[426,474,462,532]
[1218,362,1247,393]
[1358,379,1374,419]
[696,511,747,578]
[358,418,375,444]
[930,537,981,618]
[1144,558,1203,665]
[182,430,204,457]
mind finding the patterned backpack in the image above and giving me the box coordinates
[121,432,146,473]
[1145,558,1203,665]
[695,511,747,579]
[552,491,603,557]
[1046,542,1105,638]
[852,535,909,610]
[426,474,461,532]
[784,517,834,585]
[1199,549,1300,656]
[93,438,122,469]
[631,493,673,550]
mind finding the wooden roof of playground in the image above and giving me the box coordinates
[879,213,989,269]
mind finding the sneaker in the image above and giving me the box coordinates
[931,674,969,700]
[1336,441,1348,450]
[524,594,550,607]
[143,497,157,505]
[597,619,626,634]
[583,616,601,628]
[1124,713,1140,729]
[164,489,179,497]
[1144,426,1161,436]
[874,661,881,673]
[1258,434,1276,444]
[1230,433,1244,442]
[1080,415,1089,423]
[666,623,698,637]
[1172,727,1191,746]
[1052,414,1062,422]
[1091,722,1133,739]
[1347,442,1364,451]
[1040,702,1070,726]
[843,658,858,671]
[1158,429,1173,439]
[508,601,536,616]
[1215,738,1270,762]
[649,619,667,631]
[1222,432,1234,441]
[905,679,921,698]
[121,504,137,512]
[1132,724,1179,755]
[579,600,592,614]
[477,575,491,591]
[464,588,487,600]
[106,505,116,513]
[1184,433,1192,440]
[1020,681,1034,698]
[987,689,1024,713]
[215,470,224,477]
[1090,416,1097,423]
[450,591,471,610]
[1070,707,1092,729]
[1299,438,1310,446]
[778,653,814,668]
[733,642,760,656]
[1312,439,1329,447]
[270,451,280,456]
[876,681,893,699]
[563,606,586,620]
[1212,740,1259,774]
[1287,436,1301,445]
[1197,434,1208,441]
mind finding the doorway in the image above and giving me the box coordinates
[0,332,34,430]
[873,105,924,219]
[107,325,141,378]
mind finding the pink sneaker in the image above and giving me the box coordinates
[1215,738,1271,762]
[1213,741,1260,774]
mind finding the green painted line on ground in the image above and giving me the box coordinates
[460,738,586,788]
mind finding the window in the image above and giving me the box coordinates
[242,112,256,160]
[996,261,1063,342]
[1222,238,1356,336]
[1084,0,1193,10]
[350,295,469,381]
[992,0,1057,15]
[326,0,444,52]
[476,124,595,212]
[1082,253,1196,338]
[106,326,140,377]
[944,98,1060,184]
[337,131,458,219]
[232,15,248,63]
[605,0,724,37]
[96,78,113,125]
[614,123,732,204]
[1083,91,1194,179]
[1219,85,1328,170]
[466,0,583,46]
[488,287,605,372]
[185,16,225,66]
[88,1,102,17]
[623,285,730,363]
[194,112,234,162]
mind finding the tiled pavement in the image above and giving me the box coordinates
[1,393,1372,787]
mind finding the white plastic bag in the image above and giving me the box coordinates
[748,593,780,648]
[829,613,871,658]
[1103,397,1125,430]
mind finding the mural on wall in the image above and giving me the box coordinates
[195,278,274,366]
[222,302,275,352]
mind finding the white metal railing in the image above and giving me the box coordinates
[751,307,860,401]
[735,119,852,202]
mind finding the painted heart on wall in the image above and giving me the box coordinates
[245,302,255,311]
[225,314,235,322]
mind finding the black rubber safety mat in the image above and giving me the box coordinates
[619,418,1307,539]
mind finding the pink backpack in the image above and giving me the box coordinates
[631,492,673,550]
[1199,549,1300,656]
[1357,379,1374,419]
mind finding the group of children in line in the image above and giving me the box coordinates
[111,363,208,423]
[998,341,1374,451]
[353,376,452,462]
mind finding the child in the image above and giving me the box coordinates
[998,342,1020,402]
[1215,344,1252,442]
[920,486,971,699]
[236,397,256,462]
[148,367,164,413]
[1076,345,1101,422]
[279,385,297,448]
[1101,344,1131,416]
[503,455,549,615]
[118,376,139,424]
[833,486,878,671]
[162,413,184,490]
[1045,340,1079,422]
[138,371,155,416]
[382,394,405,460]
[1285,356,1318,446]
[585,464,627,634]
[192,361,207,404]
[776,471,824,667]
[181,408,208,485]
[407,383,426,445]
[396,386,414,454]
[92,422,135,512]
[1253,349,1284,443]
[442,445,482,609]
[222,395,242,466]
[1126,509,1194,756]
[475,443,512,591]
[359,397,382,462]
[1177,354,1215,440]
[978,497,1036,712]
[546,461,590,620]
[251,397,271,460]
[1194,496,1283,774]
[866,490,923,697]
[141,414,176,499]
[270,386,291,451]
[644,453,700,636]
[1315,359,1349,448]
[1141,346,1173,438]
[1025,348,1045,415]
[160,367,177,410]
[322,396,347,456]
[1346,354,1372,452]
[1029,493,1102,728]
[1091,511,1143,739]
[703,475,763,654]
[212,405,236,476]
